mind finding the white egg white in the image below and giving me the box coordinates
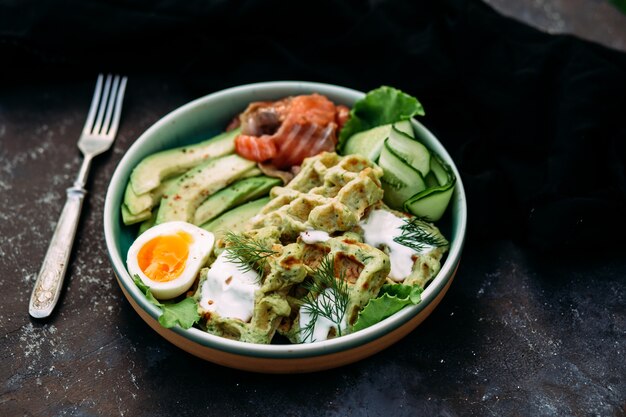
[126,221,215,300]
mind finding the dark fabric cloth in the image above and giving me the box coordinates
[2,0,626,254]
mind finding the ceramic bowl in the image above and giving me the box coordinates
[104,81,467,373]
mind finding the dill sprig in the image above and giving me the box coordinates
[393,217,448,253]
[299,255,350,343]
[223,231,278,274]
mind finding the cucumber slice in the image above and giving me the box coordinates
[430,152,451,185]
[387,127,430,177]
[404,187,454,222]
[424,171,439,188]
[395,120,414,137]
[404,153,456,221]
[342,120,413,161]
[378,139,426,209]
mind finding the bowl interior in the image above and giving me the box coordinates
[104,81,467,359]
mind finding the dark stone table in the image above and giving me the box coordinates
[1,74,624,416]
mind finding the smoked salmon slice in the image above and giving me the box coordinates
[234,134,278,162]
[233,94,345,169]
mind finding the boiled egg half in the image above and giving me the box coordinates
[126,221,214,300]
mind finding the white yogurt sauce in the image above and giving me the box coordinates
[199,251,261,322]
[300,229,331,244]
[359,209,431,281]
[298,288,347,343]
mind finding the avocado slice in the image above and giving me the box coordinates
[155,154,257,224]
[137,208,157,235]
[121,204,152,225]
[123,174,182,215]
[201,197,270,241]
[193,176,281,225]
[130,127,240,195]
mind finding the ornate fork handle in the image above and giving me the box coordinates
[29,186,86,318]
[28,74,127,319]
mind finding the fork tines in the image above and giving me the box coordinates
[83,74,128,138]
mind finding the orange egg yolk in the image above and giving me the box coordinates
[137,231,193,282]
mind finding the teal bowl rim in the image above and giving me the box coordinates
[103,81,467,360]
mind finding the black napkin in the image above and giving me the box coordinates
[2,0,626,254]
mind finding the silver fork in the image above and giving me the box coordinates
[29,74,128,319]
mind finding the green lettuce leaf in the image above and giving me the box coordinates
[133,275,163,307]
[337,86,425,151]
[157,297,201,329]
[133,275,200,329]
[352,284,423,331]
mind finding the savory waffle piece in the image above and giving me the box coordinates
[195,265,292,344]
[195,152,446,344]
[251,152,384,239]
[401,246,447,288]
[276,235,391,343]
[196,233,390,344]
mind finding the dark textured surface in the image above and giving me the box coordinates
[1,75,625,417]
[2,0,626,414]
